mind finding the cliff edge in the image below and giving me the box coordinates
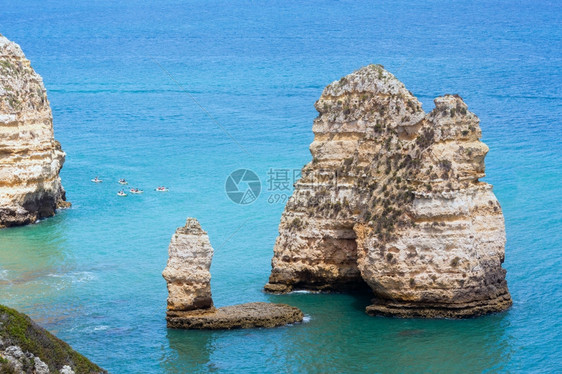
[0,304,105,374]
[0,34,69,228]
[265,65,512,318]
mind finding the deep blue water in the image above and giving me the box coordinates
[1,0,561,372]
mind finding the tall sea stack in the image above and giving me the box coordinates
[265,65,512,318]
[0,34,69,228]
[162,218,304,329]
[162,218,215,312]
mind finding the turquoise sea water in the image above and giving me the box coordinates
[1,0,561,372]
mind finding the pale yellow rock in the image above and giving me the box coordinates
[162,218,305,329]
[162,218,214,312]
[0,34,69,227]
[265,65,511,318]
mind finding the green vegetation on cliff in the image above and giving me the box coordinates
[0,305,105,373]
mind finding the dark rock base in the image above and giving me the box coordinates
[264,276,373,294]
[0,193,71,228]
[366,292,513,319]
[166,302,304,329]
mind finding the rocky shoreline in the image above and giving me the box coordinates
[0,305,105,374]
[1,35,513,374]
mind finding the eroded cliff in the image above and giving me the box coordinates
[162,218,215,312]
[0,34,69,228]
[265,65,511,318]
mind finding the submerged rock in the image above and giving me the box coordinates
[265,65,512,318]
[0,304,105,373]
[163,218,304,329]
[0,34,69,228]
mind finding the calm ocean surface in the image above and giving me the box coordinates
[1,0,561,372]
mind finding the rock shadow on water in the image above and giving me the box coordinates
[382,312,514,372]
[162,329,216,373]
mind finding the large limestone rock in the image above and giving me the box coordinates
[0,34,69,228]
[163,218,304,329]
[162,218,214,312]
[265,65,512,318]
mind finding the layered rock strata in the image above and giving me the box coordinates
[162,218,214,312]
[265,65,512,318]
[0,34,69,228]
[166,302,304,330]
[163,218,304,329]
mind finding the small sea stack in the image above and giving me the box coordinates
[163,218,303,329]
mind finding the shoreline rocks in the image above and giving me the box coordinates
[163,218,304,329]
[265,65,512,318]
[0,304,106,374]
[0,33,69,228]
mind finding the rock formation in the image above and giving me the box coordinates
[162,218,214,312]
[265,65,512,318]
[0,304,106,373]
[166,302,304,330]
[0,34,69,228]
[163,218,304,329]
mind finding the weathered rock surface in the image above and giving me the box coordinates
[0,34,69,228]
[265,65,512,318]
[163,218,304,329]
[0,304,106,373]
[162,218,214,312]
[166,302,304,330]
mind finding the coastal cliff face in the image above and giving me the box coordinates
[162,218,214,312]
[0,34,69,228]
[265,65,512,318]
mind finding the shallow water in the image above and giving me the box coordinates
[0,0,561,372]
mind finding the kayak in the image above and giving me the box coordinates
[117,191,127,197]
[91,178,103,183]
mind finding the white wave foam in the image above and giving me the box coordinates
[77,325,110,334]
[0,269,9,281]
[290,290,318,294]
[47,271,96,283]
